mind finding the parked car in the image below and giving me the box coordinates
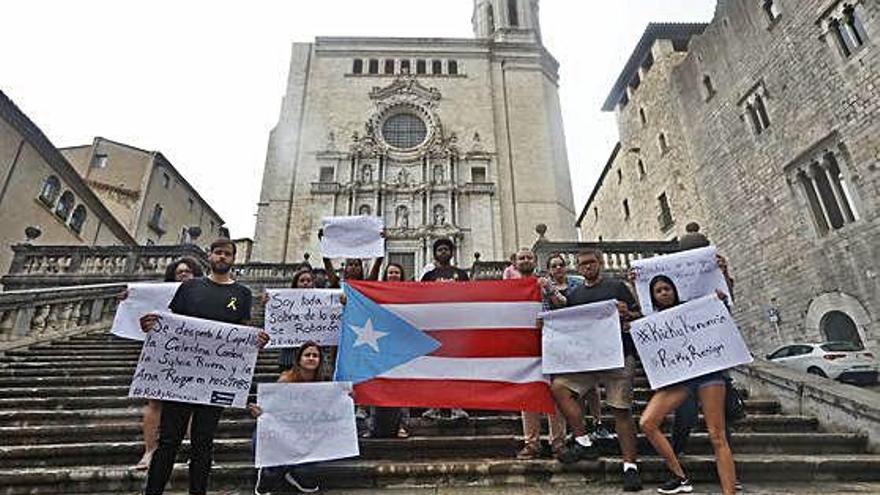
[765,341,878,385]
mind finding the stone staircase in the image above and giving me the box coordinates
[2,330,880,494]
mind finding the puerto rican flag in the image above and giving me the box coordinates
[334,279,555,413]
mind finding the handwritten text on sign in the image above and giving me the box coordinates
[111,282,180,341]
[255,382,359,468]
[631,246,730,315]
[264,289,344,347]
[128,312,260,408]
[631,294,752,390]
[540,300,624,374]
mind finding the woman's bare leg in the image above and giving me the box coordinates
[698,384,737,495]
[638,386,691,478]
[136,400,162,469]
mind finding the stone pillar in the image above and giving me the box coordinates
[822,155,855,223]
[805,165,834,229]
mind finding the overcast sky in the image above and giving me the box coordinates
[0,0,715,240]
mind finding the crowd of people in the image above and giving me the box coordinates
[134,222,743,495]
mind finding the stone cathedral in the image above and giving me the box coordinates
[252,0,576,275]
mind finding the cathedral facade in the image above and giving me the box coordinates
[252,0,576,275]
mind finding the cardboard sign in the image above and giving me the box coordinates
[631,294,753,390]
[540,300,624,374]
[255,382,359,467]
[128,312,260,408]
[264,289,344,347]
[111,282,180,341]
[631,246,731,315]
[320,215,384,259]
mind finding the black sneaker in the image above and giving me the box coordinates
[657,475,693,494]
[284,470,320,493]
[556,441,598,463]
[622,466,642,492]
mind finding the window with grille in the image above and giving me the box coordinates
[382,113,428,149]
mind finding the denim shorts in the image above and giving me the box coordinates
[683,371,726,396]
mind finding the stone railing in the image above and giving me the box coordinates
[732,360,880,451]
[0,282,124,350]
[531,239,680,274]
[2,244,209,291]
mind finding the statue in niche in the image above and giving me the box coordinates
[395,205,409,228]
[433,204,446,226]
[358,204,372,216]
[361,164,373,183]
[397,168,409,186]
[433,164,444,183]
[326,130,336,149]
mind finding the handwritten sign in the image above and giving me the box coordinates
[320,215,384,259]
[264,289,344,347]
[631,246,730,315]
[128,312,260,408]
[111,282,181,341]
[255,382,359,467]
[540,300,624,374]
[631,294,752,390]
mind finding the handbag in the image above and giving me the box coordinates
[725,384,747,422]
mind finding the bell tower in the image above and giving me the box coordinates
[472,0,542,44]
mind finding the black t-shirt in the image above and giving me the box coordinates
[169,277,252,325]
[420,266,470,282]
[566,277,639,356]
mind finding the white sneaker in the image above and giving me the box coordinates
[450,408,469,420]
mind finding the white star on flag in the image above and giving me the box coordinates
[350,318,388,353]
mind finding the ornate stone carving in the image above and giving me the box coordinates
[369,74,442,104]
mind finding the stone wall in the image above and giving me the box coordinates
[671,0,880,355]
[582,2,880,355]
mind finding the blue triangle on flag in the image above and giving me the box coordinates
[334,283,440,384]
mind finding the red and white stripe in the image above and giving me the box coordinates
[348,279,555,413]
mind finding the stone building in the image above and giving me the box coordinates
[0,91,135,277]
[252,0,577,276]
[60,137,226,247]
[579,0,879,355]
[577,24,710,243]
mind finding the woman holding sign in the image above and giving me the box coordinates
[251,341,325,494]
[637,276,737,495]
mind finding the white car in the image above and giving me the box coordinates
[766,342,878,385]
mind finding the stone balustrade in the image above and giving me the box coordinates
[0,282,123,348]
[532,239,680,274]
[1,244,209,291]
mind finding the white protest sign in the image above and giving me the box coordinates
[319,215,384,259]
[111,282,181,341]
[540,300,624,374]
[255,382,359,468]
[264,289,344,348]
[631,246,731,315]
[631,294,753,390]
[128,312,260,408]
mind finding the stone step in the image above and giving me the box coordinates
[0,414,819,444]
[0,384,675,403]
[3,454,880,494]
[0,432,867,469]
[0,364,283,376]
[0,394,781,414]
[0,373,282,388]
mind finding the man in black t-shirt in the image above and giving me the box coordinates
[420,238,469,420]
[420,238,469,282]
[141,239,268,495]
[552,248,643,492]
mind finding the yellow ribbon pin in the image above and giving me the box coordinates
[227,297,238,311]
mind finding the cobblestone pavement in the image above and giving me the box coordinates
[149,482,880,494]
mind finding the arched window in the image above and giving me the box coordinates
[69,205,87,233]
[358,204,372,216]
[38,175,61,206]
[432,60,443,75]
[447,60,458,75]
[820,310,863,347]
[150,203,163,226]
[55,191,74,220]
[352,59,363,74]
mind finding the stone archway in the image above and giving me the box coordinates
[804,292,873,349]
